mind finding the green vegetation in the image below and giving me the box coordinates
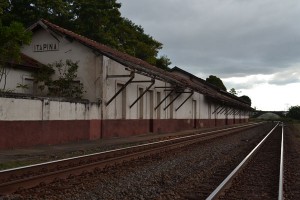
[239,95,251,106]
[287,105,300,120]
[33,60,84,99]
[205,75,252,105]
[251,105,300,123]
[205,75,227,91]
[0,160,33,171]
[1,0,170,69]
[0,2,31,90]
[229,88,238,95]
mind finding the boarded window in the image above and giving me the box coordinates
[169,95,173,119]
[21,76,36,94]
[116,83,126,119]
[192,100,197,128]
[208,103,211,119]
[156,92,161,119]
[139,88,144,119]
[148,90,154,119]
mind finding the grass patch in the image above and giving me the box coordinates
[0,161,34,170]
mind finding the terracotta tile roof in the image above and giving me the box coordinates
[171,67,252,107]
[7,53,42,70]
[20,53,43,69]
[38,19,181,83]
[30,19,251,110]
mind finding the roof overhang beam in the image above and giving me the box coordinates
[106,72,135,106]
[175,91,194,111]
[130,79,155,108]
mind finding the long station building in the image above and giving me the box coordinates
[0,19,253,149]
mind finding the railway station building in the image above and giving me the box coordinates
[0,19,252,149]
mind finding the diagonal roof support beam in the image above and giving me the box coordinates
[224,107,231,115]
[232,109,239,115]
[218,106,227,114]
[212,105,222,114]
[220,107,228,115]
[230,108,236,115]
[106,72,135,106]
[164,92,182,111]
[227,108,234,115]
[175,91,194,111]
[236,109,242,116]
[155,90,174,110]
[130,79,155,108]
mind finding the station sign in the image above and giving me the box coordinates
[33,43,59,52]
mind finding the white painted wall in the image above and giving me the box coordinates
[101,56,212,121]
[0,98,42,120]
[0,97,101,121]
[0,67,35,94]
[103,57,178,120]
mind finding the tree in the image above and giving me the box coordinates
[229,88,238,95]
[156,55,172,70]
[0,3,32,91]
[1,0,73,28]
[287,105,300,120]
[0,1,7,15]
[206,75,227,91]
[2,0,169,69]
[239,95,251,106]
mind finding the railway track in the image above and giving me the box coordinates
[0,122,263,195]
[206,122,284,199]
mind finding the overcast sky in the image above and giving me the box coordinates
[119,0,300,111]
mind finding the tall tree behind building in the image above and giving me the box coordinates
[0,2,31,90]
[205,75,227,91]
[2,0,170,69]
[239,95,251,106]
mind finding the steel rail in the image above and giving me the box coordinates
[278,122,284,200]
[0,122,264,194]
[206,122,280,200]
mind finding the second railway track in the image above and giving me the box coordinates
[207,122,284,200]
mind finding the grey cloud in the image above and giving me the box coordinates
[223,75,269,90]
[268,68,300,85]
[223,81,254,90]
[120,0,300,79]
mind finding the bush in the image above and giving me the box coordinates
[34,60,84,99]
[287,105,300,120]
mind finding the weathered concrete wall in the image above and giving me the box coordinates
[0,67,35,94]
[0,95,249,150]
[0,97,101,121]
[0,96,102,149]
[0,97,43,120]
